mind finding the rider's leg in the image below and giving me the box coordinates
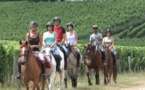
[61,44,68,56]
[75,47,80,67]
[98,45,106,65]
[61,44,68,69]
[111,49,117,66]
[38,52,47,80]
[53,46,61,72]
[15,58,21,79]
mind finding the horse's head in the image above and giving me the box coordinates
[66,43,73,54]
[19,40,31,63]
[84,44,96,65]
[43,44,53,57]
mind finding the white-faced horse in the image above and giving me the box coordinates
[44,45,65,90]
[43,45,56,90]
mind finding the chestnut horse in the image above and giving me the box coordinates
[84,44,108,85]
[64,44,80,88]
[104,47,118,83]
[19,40,52,90]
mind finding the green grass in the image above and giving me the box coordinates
[0,72,145,90]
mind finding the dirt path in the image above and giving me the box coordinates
[121,82,145,90]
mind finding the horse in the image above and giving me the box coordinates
[104,47,114,83]
[19,40,52,90]
[84,44,108,85]
[50,44,65,90]
[42,44,57,90]
[64,44,80,88]
[104,47,118,83]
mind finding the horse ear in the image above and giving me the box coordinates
[19,40,22,45]
[91,45,96,52]
[25,41,28,46]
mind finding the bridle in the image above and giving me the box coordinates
[19,46,31,65]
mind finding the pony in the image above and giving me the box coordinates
[19,40,52,90]
[84,44,108,85]
[64,44,80,88]
[104,47,118,83]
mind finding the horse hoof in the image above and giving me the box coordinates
[89,83,92,86]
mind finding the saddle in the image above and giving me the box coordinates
[33,54,51,69]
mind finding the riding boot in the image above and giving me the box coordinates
[101,51,106,65]
[76,52,80,67]
[41,62,47,80]
[15,62,21,79]
[111,52,117,66]
[56,55,61,72]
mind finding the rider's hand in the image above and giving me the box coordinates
[109,46,112,50]
[30,45,35,49]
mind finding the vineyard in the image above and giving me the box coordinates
[0,0,145,88]
[0,0,145,40]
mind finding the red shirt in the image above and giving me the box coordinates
[54,26,65,43]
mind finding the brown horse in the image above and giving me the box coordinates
[84,44,108,85]
[104,47,118,83]
[19,40,51,90]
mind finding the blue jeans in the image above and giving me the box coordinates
[52,45,59,56]
[60,44,68,55]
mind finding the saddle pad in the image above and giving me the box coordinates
[71,48,77,59]
[33,54,51,68]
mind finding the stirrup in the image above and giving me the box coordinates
[15,72,21,79]
[42,74,47,80]
[57,68,61,72]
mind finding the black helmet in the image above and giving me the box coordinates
[106,29,111,34]
[30,21,38,27]
[92,25,98,29]
[53,16,61,22]
[46,22,54,28]
[66,22,74,28]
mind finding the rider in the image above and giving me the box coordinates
[43,21,61,72]
[89,25,106,65]
[15,21,47,80]
[65,22,81,67]
[102,29,117,66]
[53,16,68,69]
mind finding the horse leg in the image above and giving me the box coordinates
[36,85,40,90]
[64,78,67,88]
[86,72,92,85]
[70,75,74,88]
[24,81,29,90]
[108,69,112,83]
[41,80,46,90]
[103,65,108,85]
[95,69,100,85]
[32,80,39,90]
[86,66,92,85]
[113,66,117,83]
[74,75,78,88]
[64,70,68,88]
[49,68,56,90]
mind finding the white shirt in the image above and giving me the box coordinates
[89,33,102,45]
[66,31,76,45]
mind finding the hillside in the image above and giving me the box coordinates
[0,0,145,40]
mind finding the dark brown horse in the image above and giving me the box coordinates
[104,47,118,83]
[19,40,51,90]
[84,44,108,85]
